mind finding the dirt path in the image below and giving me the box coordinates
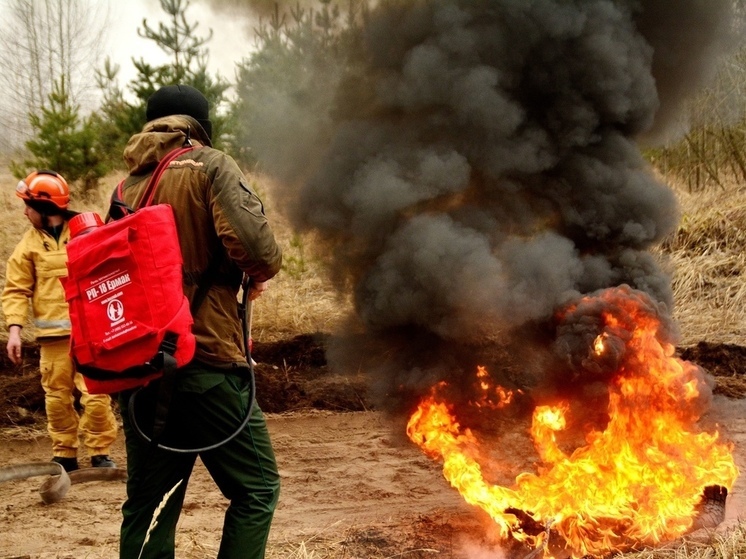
[1,397,745,559]
[0,411,465,559]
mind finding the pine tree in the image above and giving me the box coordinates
[96,0,230,158]
[231,0,368,168]
[13,78,108,197]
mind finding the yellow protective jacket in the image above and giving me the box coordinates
[115,115,283,368]
[2,224,72,338]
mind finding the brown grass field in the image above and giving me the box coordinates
[2,166,744,350]
[1,162,746,558]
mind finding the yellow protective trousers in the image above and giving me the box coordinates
[39,338,118,458]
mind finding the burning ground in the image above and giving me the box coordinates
[2,336,746,559]
[406,286,738,557]
[229,0,743,557]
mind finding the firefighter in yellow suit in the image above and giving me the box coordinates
[2,170,118,472]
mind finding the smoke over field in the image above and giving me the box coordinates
[222,0,735,410]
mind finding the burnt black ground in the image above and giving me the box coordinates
[0,335,743,427]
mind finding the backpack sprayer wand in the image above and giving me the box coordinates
[128,274,257,453]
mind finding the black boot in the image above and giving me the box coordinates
[51,456,79,472]
[91,455,117,468]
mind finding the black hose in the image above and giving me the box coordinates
[128,279,256,453]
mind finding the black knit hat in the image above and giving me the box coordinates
[146,84,212,141]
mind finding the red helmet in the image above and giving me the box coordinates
[16,170,70,210]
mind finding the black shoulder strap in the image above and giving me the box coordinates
[108,180,134,220]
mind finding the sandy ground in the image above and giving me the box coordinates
[0,410,465,559]
[0,396,745,559]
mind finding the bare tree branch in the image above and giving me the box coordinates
[0,0,110,148]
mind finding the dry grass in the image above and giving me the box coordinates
[655,172,746,346]
[624,523,746,559]
[266,521,350,559]
[237,521,746,559]
[0,166,351,345]
[277,522,746,559]
[0,423,47,442]
[2,164,745,349]
[247,178,353,341]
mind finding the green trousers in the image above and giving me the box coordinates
[118,365,280,559]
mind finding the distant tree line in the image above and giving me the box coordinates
[1,0,366,199]
[4,0,746,198]
[647,36,746,191]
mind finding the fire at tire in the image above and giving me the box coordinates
[407,285,738,558]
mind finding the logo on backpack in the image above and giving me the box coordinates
[107,299,125,323]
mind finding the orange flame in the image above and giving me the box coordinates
[471,365,521,409]
[407,287,739,557]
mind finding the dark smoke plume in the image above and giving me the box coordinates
[235,0,735,416]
